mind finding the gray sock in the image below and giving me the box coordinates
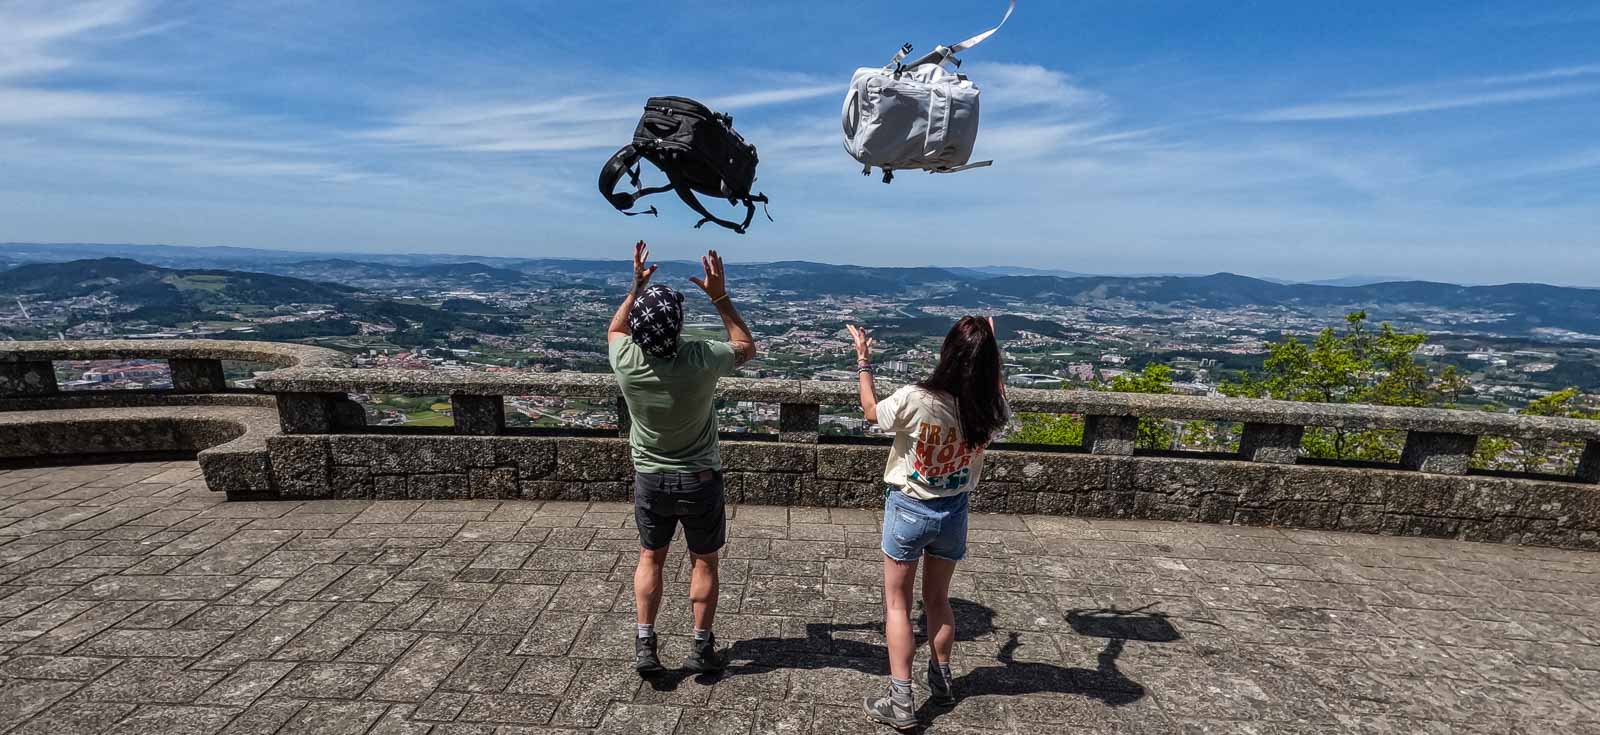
[636,624,654,639]
[889,677,914,706]
[693,628,712,642]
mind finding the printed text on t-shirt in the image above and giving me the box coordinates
[907,421,982,492]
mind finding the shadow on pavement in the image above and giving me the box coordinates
[663,598,1184,732]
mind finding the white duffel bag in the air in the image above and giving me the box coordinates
[842,0,1015,183]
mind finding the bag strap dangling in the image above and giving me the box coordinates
[898,0,1017,69]
[949,0,1016,56]
[598,145,673,217]
[666,169,755,234]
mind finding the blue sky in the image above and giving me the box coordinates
[2,1,1599,285]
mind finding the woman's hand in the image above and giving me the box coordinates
[846,324,875,363]
[631,240,657,293]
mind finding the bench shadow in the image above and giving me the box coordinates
[659,598,1183,731]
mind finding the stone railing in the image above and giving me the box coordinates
[0,339,349,399]
[250,367,1600,549]
[4,339,1598,549]
[256,368,1600,481]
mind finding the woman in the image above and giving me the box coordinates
[848,316,1009,730]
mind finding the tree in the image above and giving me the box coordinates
[1476,388,1600,474]
[1222,311,1429,461]
[1009,412,1084,446]
[1434,365,1469,407]
[1014,311,1598,470]
[1011,364,1173,449]
[1110,364,1176,450]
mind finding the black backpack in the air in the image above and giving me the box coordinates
[599,96,771,234]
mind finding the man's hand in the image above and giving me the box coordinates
[846,324,875,363]
[692,249,754,366]
[609,241,655,342]
[689,249,726,300]
[632,240,657,293]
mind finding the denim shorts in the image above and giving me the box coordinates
[881,489,969,562]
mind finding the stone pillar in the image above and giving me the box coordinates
[276,392,353,434]
[332,397,367,431]
[1084,415,1138,456]
[452,394,504,436]
[169,358,227,393]
[1238,423,1304,464]
[1400,431,1477,475]
[0,361,58,397]
[779,402,820,444]
[616,397,632,438]
[1578,440,1600,484]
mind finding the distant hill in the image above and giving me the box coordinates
[6,245,1600,338]
[1298,274,1417,287]
[274,259,530,286]
[929,272,1600,335]
[876,314,1078,339]
[0,258,356,310]
[0,259,501,338]
[0,242,532,271]
[943,265,1094,279]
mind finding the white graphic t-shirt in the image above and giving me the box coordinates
[875,385,1004,500]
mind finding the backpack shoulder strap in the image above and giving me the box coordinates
[665,169,756,234]
[949,0,1015,55]
[900,0,1016,69]
[598,145,674,217]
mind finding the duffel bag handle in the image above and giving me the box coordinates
[841,87,861,141]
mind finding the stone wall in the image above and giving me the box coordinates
[8,339,1600,550]
[262,433,1600,550]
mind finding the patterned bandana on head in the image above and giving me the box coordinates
[629,284,685,359]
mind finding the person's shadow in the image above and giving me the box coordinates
[648,598,1182,732]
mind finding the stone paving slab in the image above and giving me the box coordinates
[0,461,1598,734]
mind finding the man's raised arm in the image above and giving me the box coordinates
[606,240,658,343]
[689,250,756,366]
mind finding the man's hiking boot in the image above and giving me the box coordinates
[863,689,918,731]
[634,635,665,677]
[682,634,726,674]
[927,659,955,704]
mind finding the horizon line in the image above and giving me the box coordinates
[3,240,1596,291]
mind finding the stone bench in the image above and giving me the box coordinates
[0,403,281,497]
[0,340,351,499]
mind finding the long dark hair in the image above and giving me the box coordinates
[918,316,1007,448]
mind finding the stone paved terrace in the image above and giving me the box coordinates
[2,462,1599,735]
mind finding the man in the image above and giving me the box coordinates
[607,240,756,677]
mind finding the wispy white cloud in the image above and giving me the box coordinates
[707,83,840,111]
[1477,64,1600,85]
[1246,83,1599,122]
[1,1,1597,284]
[964,62,1107,111]
[1475,148,1600,184]
[0,0,149,79]
[0,86,185,122]
[363,81,854,156]
[0,0,187,126]
[1499,7,1600,28]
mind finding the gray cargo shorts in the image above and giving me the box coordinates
[633,470,726,555]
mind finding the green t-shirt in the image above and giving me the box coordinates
[609,335,738,474]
